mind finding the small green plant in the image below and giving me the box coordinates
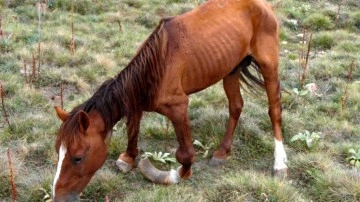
[292,88,308,96]
[290,130,321,149]
[193,140,213,158]
[38,187,52,202]
[142,151,176,164]
[286,4,311,19]
[346,148,360,168]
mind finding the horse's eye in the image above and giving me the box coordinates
[71,156,84,165]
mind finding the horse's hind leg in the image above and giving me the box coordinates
[252,31,288,178]
[210,72,243,166]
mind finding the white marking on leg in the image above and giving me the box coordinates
[53,143,67,198]
[168,168,181,184]
[274,138,288,170]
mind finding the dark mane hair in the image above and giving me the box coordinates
[58,18,170,146]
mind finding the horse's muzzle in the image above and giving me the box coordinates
[53,192,80,202]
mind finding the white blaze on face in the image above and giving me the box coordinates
[53,143,67,197]
[274,138,288,170]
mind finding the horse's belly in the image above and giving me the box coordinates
[180,37,249,94]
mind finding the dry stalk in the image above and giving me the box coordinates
[300,28,306,61]
[335,0,343,26]
[31,52,37,86]
[341,60,355,111]
[23,61,28,83]
[38,42,41,75]
[0,83,11,128]
[60,83,64,109]
[117,20,122,33]
[69,0,76,54]
[299,31,313,87]
[7,148,17,202]
[0,17,3,39]
[37,0,42,74]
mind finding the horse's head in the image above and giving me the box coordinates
[52,106,108,201]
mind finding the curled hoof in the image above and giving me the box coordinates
[138,158,182,184]
[273,168,288,180]
[209,157,227,167]
[116,159,133,173]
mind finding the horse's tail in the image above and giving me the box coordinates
[234,55,265,94]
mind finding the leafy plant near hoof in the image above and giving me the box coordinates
[290,130,321,149]
[142,151,176,164]
[193,140,214,158]
[346,148,360,168]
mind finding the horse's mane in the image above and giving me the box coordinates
[57,18,170,146]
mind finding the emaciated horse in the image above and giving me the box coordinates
[52,0,288,200]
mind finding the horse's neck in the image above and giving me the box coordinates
[115,63,157,115]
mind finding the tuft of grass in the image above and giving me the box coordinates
[306,166,360,201]
[303,13,334,31]
[124,185,204,202]
[81,167,125,201]
[208,171,306,201]
[312,32,336,49]
[349,11,360,30]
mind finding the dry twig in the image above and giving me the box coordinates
[31,52,37,86]
[341,60,355,111]
[335,0,343,26]
[0,17,4,39]
[0,83,11,128]
[7,148,17,202]
[69,0,76,54]
[60,83,64,109]
[299,30,313,87]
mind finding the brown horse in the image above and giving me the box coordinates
[52,0,288,200]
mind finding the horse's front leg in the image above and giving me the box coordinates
[116,112,142,172]
[138,95,196,184]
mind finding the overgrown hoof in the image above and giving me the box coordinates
[116,159,133,173]
[273,168,288,180]
[209,157,227,167]
[138,158,181,184]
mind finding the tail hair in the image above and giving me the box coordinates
[236,55,265,94]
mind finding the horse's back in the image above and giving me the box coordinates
[158,0,278,96]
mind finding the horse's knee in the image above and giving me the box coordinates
[176,147,195,166]
[229,104,242,119]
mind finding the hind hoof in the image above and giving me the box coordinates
[209,157,227,167]
[116,159,133,173]
[273,168,288,180]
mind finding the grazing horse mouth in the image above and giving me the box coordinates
[53,192,79,202]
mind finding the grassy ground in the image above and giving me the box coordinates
[0,0,359,201]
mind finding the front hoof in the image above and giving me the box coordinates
[209,157,227,167]
[116,159,133,173]
[273,168,288,180]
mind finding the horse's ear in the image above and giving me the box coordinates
[78,111,90,132]
[54,106,68,122]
